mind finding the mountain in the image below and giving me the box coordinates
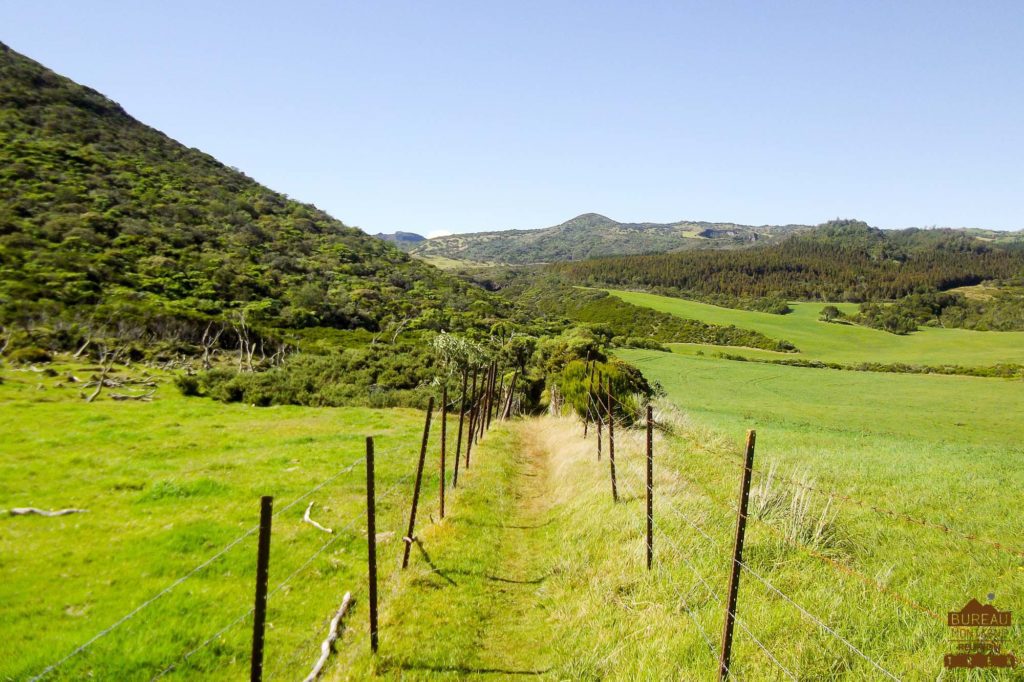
[374,231,426,250]
[0,42,497,349]
[409,213,813,264]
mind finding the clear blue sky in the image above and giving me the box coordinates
[2,1,1022,235]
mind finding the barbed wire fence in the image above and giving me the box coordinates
[571,366,1016,680]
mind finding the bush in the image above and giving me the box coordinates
[174,374,200,397]
[6,346,52,364]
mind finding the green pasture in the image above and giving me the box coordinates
[616,348,1024,671]
[606,288,1024,367]
[0,364,446,681]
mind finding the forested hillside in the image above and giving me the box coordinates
[0,42,500,352]
[410,213,810,264]
[551,220,1024,303]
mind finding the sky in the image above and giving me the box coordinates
[1,1,1022,235]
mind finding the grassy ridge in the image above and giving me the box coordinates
[607,289,1024,366]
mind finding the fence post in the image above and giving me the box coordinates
[646,405,654,570]
[606,378,618,502]
[402,397,434,569]
[365,437,379,653]
[584,361,595,438]
[465,367,479,466]
[492,366,505,426]
[718,429,757,680]
[596,409,602,461]
[440,384,447,519]
[483,362,495,431]
[501,366,520,420]
[250,495,273,682]
[452,367,468,488]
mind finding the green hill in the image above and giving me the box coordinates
[410,212,811,264]
[0,42,497,351]
[551,219,1024,304]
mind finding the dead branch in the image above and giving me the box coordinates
[86,348,121,403]
[109,390,156,402]
[302,502,333,534]
[72,338,90,359]
[6,507,88,517]
[302,592,353,682]
[200,322,224,370]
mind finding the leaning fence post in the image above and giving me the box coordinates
[365,437,379,653]
[646,405,653,570]
[402,397,434,569]
[453,367,468,488]
[719,429,757,680]
[606,378,618,502]
[440,385,447,519]
[250,495,273,682]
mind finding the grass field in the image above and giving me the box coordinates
[606,289,1024,367]
[4,355,1024,679]
[616,347,1024,676]
[0,363,444,680]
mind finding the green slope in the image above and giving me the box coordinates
[607,289,1024,367]
[0,42,495,343]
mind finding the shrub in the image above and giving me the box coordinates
[7,346,52,364]
[174,374,200,396]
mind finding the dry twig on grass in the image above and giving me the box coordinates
[302,592,353,682]
[302,502,333,534]
[6,507,88,517]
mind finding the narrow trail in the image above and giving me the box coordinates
[337,420,563,680]
[470,426,557,676]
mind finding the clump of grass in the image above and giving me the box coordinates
[750,463,843,555]
[137,478,228,502]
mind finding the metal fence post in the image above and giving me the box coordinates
[440,385,447,519]
[452,367,468,488]
[719,430,757,680]
[365,437,379,653]
[646,406,653,570]
[402,397,434,569]
[250,495,273,682]
[606,378,618,502]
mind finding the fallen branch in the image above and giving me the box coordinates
[109,390,156,402]
[303,502,333,534]
[6,507,88,517]
[303,592,353,682]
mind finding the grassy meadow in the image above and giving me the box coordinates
[605,289,1024,367]
[3,356,1023,680]
[0,362,452,680]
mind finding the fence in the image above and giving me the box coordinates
[22,360,1019,680]
[577,369,1021,680]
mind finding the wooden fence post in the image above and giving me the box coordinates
[402,397,434,569]
[440,385,447,519]
[646,405,654,570]
[718,430,757,680]
[606,378,618,502]
[250,495,273,682]
[452,367,468,488]
[365,437,378,653]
